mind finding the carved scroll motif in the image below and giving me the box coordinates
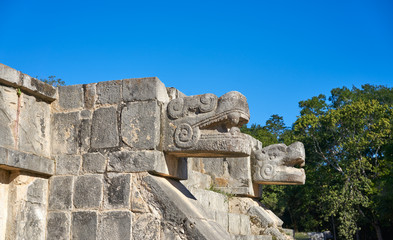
[167,94,218,119]
[174,123,200,148]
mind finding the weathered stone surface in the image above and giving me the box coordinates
[0,85,17,148]
[96,80,122,104]
[264,227,287,240]
[121,101,160,150]
[91,107,119,149]
[132,213,161,240]
[131,179,150,213]
[0,63,21,85]
[46,212,71,240]
[73,175,103,209]
[181,170,212,190]
[103,173,131,209]
[18,94,51,157]
[0,169,10,239]
[164,91,252,157]
[0,63,56,101]
[80,118,91,153]
[98,211,132,240]
[254,236,273,240]
[228,213,241,235]
[252,142,305,185]
[143,175,231,240]
[55,154,81,175]
[5,147,54,175]
[58,85,84,109]
[84,83,96,109]
[80,109,91,119]
[123,77,169,103]
[6,176,48,240]
[229,197,258,215]
[49,176,73,210]
[82,152,106,173]
[167,87,186,100]
[192,188,228,213]
[215,210,229,231]
[72,211,97,240]
[248,206,275,228]
[240,214,251,235]
[107,150,166,173]
[51,112,80,154]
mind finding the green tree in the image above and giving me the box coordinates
[39,75,65,87]
[293,85,393,240]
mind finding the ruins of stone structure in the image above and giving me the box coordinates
[0,63,305,240]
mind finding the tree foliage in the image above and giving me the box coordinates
[39,75,65,87]
[242,84,393,240]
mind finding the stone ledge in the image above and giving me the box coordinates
[0,63,56,102]
[0,146,54,175]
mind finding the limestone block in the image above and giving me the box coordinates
[0,169,9,239]
[18,94,51,157]
[0,63,21,85]
[73,175,103,209]
[215,210,228,231]
[264,227,287,240]
[91,107,119,149]
[232,236,255,240]
[254,236,273,240]
[46,212,71,240]
[107,150,166,173]
[96,80,122,104]
[229,197,258,215]
[248,206,275,228]
[228,213,241,235]
[6,148,54,175]
[266,209,284,227]
[103,173,131,209]
[0,85,17,148]
[131,180,150,213]
[49,176,73,210]
[58,85,84,109]
[82,152,106,173]
[72,211,97,240]
[55,154,82,175]
[98,211,132,240]
[132,213,161,240]
[240,214,251,235]
[80,118,91,153]
[122,77,169,103]
[51,112,80,155]
[7,176,48,240]
[192,188,228,212]
[121,101,160,150]
[84,83,96,109]
[181,170,212,190]
[0,63,56,101]
[200,157,226,176]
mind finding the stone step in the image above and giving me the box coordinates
[232,235,272,240]
[191,188,229,212]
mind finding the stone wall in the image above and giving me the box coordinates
[0,63,298,240]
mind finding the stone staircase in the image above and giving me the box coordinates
[182,168,294,240]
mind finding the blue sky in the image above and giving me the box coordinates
[1,0,392,126]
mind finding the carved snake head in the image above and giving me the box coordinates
[252,142,306,185]
[164,91,252,157]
